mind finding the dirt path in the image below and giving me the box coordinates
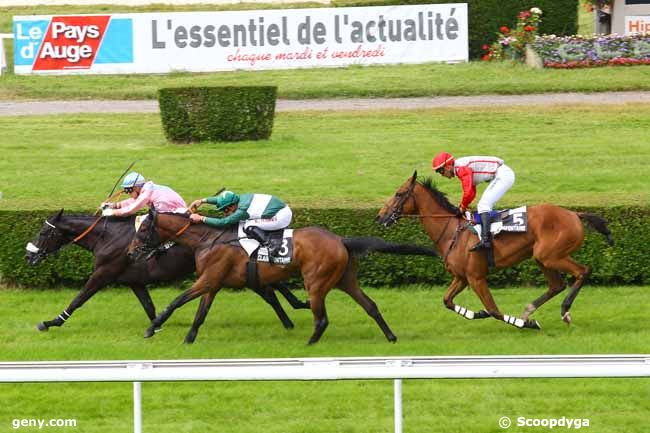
[1,91,649,116]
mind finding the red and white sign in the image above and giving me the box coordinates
[33,16,110,70]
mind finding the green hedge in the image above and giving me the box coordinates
[2,207,648,289]
[332,0,578,59]
[158,86,277,143]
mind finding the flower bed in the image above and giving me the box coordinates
[531,33,650,68]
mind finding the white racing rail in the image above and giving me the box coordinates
[2,355,650,433]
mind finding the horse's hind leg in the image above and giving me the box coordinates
[537,256,590,325]
[468,276,541,330]
[184,290,218,344]
[443,276,490,321]
[338,260,396,342]
[521,261,567,321]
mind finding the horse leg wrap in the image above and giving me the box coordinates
[54,310,71,325]
[502,314,525,328]
[454,305,476,320]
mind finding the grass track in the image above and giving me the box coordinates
[0,285,648,432]
[1,105,648,210]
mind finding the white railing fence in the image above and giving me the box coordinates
[1,355,650,433]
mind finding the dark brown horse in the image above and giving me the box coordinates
[25,210,309,332]
[377,171,613,330]
[127,209,438,344]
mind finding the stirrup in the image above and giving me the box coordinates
[470,240,491,252]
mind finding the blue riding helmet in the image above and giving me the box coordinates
[122,172,146,190]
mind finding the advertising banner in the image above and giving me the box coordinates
[14,4,468,75]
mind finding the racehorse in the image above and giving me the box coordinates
[127,209,439,344]
[376,171,613,330]
[24,209,310,332]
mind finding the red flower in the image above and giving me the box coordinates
[482,54,491,61]
[499,26,510,34]
[524,25,535,32]
[482,44,490,50]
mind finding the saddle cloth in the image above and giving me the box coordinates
[238,222,294,265]
[469,206,528,240]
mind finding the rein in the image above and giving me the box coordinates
[73,217,102,243]
[175,221,192,237]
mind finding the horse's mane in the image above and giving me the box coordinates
[418,177,460,215]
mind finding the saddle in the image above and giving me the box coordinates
[237,222,294,265]
[470,206,528,240]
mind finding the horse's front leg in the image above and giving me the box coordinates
[443,276,490,321]
[275,283,310,309]
[37,266,115,332]
[468,276,541,330]
[144,274,214,338]
[184,290,219,344]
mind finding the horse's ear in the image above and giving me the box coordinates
[55,208,64,220]
[411,170,418,182]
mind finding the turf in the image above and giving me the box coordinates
[0,104,648,210]
[0,285,648,432]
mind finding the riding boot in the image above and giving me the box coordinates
[244,226,280,256]
[470,212,492,252]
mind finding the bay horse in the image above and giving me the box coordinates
[24,209,310,332]
[376,171,613,330]
[127,209,439,344]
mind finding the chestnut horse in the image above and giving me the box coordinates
[127,209,438,344]
[377,171,613,330]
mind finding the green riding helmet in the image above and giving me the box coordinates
[215,190,240,210]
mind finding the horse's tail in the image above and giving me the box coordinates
[578,212,614,246]
[342,237,438,258]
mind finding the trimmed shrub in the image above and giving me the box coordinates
[2,207,648,289]
[158,86,277,143]
[332,0,578,59]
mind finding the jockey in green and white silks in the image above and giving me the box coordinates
[189,190,292,255]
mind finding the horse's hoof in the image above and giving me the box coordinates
[562,312,572,325]
[528,320,542,330]
[183,338,195,345]
[144,327,156,338]
[36,322,48,332]
[283,322,295,330]
[387,335,398,343]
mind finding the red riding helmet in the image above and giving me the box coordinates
[432,152,454,172]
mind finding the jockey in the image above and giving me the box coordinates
[189,190,292,255]
[432,152,515,252]
[101,172,187,217]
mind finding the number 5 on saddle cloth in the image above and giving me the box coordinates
[469,206,529,242]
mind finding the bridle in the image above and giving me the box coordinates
[385,180,469,262]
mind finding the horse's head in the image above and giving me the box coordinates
[376,171,419,228]
[127,209,162,262]
[25,209,69,265]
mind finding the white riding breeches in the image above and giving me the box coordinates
[477,164,515,213]
[244,206,293,231]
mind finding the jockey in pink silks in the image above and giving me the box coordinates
[101,172,187,217]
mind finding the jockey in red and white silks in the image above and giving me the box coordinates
[432,152,515,252]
